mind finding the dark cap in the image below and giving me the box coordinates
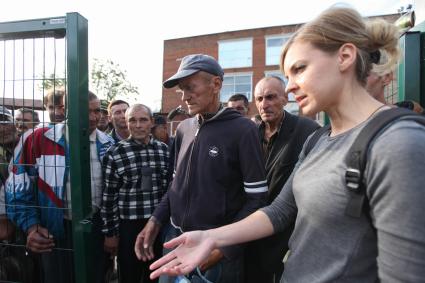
[153,115,167,127]
[0,106,13,121]
[163,54,224,89]
[100,99,109,112]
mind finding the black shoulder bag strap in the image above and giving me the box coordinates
[303,124,331,156]
[345,107,425,218]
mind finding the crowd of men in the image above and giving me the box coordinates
[0,52,421,283]
[0,88,175,283]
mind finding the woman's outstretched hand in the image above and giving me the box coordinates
[149,230,215,279]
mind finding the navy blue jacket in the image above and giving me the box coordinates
[153,107,267,258]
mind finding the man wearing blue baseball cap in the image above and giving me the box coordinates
[135,54,268,282]
[162,54,224,89]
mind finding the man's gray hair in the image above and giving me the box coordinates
[17,108,40,122]
[125,104,152,118]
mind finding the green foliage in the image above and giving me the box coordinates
[41,73,66,90]
[91,58,139,102]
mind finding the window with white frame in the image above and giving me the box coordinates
[265,34,292,66]
[264,70,298,115]
[218,38,252,69]
[220,73,252,102]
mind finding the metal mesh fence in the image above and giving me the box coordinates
[0,14,93,283]
[0,30,73,283]
[384,72,399,104]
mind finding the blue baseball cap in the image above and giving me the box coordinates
[163,54,224,89]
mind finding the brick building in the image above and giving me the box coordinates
[162,13,398,131]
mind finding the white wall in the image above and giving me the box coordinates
[414,0,425,26]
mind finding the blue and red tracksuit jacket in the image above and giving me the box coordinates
[6,124,68,237]
[6,124,113,238]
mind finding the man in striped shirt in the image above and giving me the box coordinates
[101,104,170,283]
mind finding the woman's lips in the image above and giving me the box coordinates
[295,95,307,106]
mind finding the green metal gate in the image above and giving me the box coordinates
[397,20,425,107]
[0,13,93,283]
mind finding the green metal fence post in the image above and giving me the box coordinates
[410,21,425,107]
[66,12,93,283]
[397,31,421,103]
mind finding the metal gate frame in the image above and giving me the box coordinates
[0,13,93,283]
[411,20,425,107]
[398,31,421,103]
[398,20,425,107]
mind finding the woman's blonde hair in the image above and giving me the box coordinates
[280,7,400,84]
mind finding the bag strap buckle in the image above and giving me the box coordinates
[345,168,361,192]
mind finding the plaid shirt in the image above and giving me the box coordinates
[101,137,169,236]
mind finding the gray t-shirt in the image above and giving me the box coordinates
[262,118,425,282]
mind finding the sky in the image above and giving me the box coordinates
[0,0,412,112]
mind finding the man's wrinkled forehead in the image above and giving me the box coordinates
[46,96,64,106]
[111,103,129,113]
[255,77,284,95]
[177,71,211,89]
